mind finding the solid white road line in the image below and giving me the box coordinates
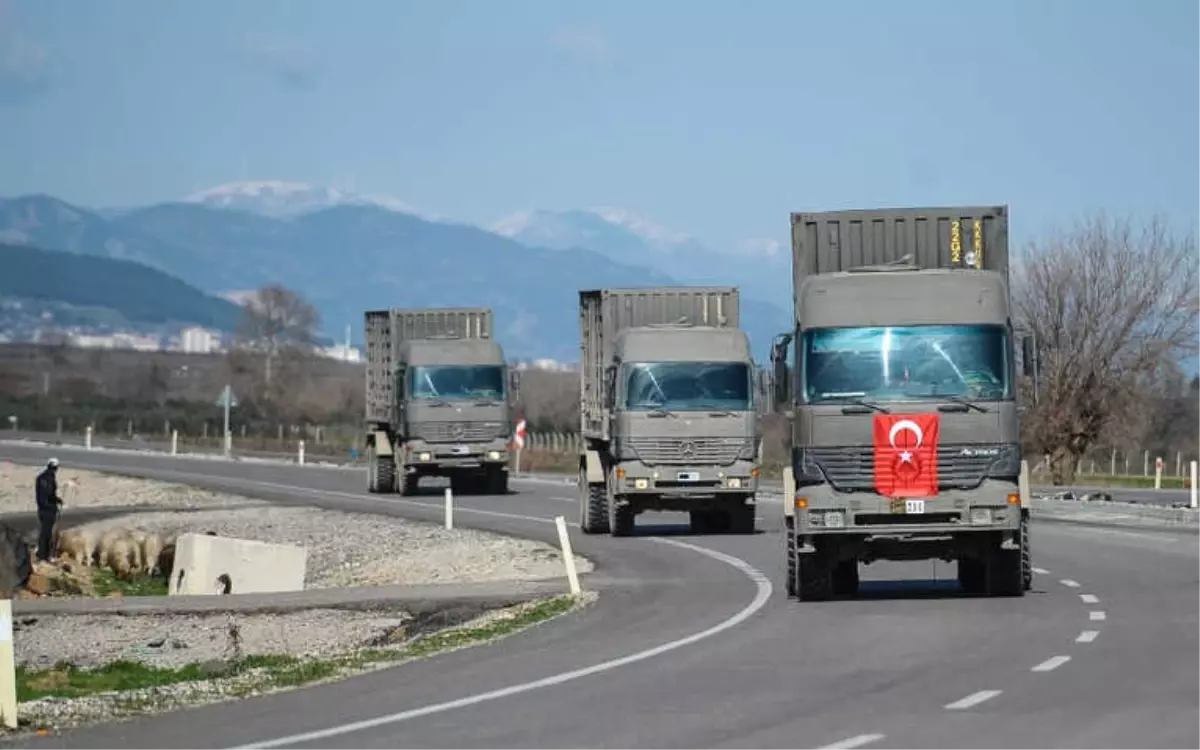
[100,472,774,750]
[944,690,1003,710]
[1032,567,1050,575]
[1090,610,1107,621]
[1080,593,1099,604]
[1031,655,1072,672]
[1076,630,1099,643]
[816,733,887,749]
[1059,578,1081,588]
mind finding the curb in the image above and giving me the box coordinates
[12,578,570,617]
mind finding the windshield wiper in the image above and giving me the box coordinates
[707,410,739,417]
[639,406,678,418]
[823,396,890,414]
[936,395,990,413]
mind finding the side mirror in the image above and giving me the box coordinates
[395,365,407,397]
[604,365,618,408]
[770,333,793,409]
[508,369,521,397]
[1020,335,1034,378]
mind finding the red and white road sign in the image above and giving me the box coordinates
[1155,456,1164,471]
[513,419,527,450]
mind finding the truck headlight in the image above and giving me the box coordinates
[487,450,501,460]
[727,477,742,489]
[634,478,649,489]
[970,508,992,525]
[417,452,432,461]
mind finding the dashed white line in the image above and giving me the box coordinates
[816,734,887,749]
[1080,593,1099,604]
[1031,655,1072,672]
[1090,610,1107,621]
[944,690,1003,710]
[1032,567,1050,575]
[1059,578,1081,588]
[1076,630,1099,643]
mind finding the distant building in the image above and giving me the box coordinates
[69,332,162,351]
[180,326,221,354]
[320,344,362,363]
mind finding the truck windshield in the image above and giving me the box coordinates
[624,362,751,412]
[801,324,1011,403]
[409,365,505,401]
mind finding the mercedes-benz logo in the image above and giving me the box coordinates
[451,424,466,439]
[680,440,695,458]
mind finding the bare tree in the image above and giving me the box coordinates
[235,284,322,387]
[1015,213,1199,483]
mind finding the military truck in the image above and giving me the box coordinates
[577,287,762,537]
[769,206,1033,600]
[364,307,517,497]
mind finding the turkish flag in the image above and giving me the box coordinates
[873,413,940,498]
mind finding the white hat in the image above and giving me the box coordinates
[46,457,59,468]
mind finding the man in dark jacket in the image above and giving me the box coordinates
[35,457,63,561]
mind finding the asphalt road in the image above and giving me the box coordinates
[1,443,1197,749]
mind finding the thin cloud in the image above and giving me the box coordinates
[551,25,613,68]
[241,32,322,91]
[0,0,51,107]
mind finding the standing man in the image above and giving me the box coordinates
[35,457,63,562]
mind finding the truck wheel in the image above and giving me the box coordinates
[728,502,756,535]
[375,455,396,494]
[796,550,833,602]
[832,559,859,597]
[609,500,635,537]
[785,521,797,598]
[958,557,986,594]
[1021,514,1033,591]
[398,467,417,497]
[985,542,1025,598]
[366,446,379,493]
[579,468,610,534]
[486,468,509,495]
[689,510,716,535]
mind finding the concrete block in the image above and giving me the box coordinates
[169,533,307,596]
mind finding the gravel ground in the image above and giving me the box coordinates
[15,609,416,671]
[12,592,597,735]
[70,504,592,589]
[0,462,256,514]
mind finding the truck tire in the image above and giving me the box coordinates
[579,469,610,534]
[366,446,379,493]
[609,499,635,537]
[376,455,396,494]
[398,466,417,497]
[689,510,717,534]
[796,549,834,601]
[832,559,859,597]
[1021,514,1033,591]
[986,542,1025,598]
[958,557,986,594]
[728,502,756,535]
[785,520,797,598]
[486,468,508,496]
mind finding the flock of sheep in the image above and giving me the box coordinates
[54,525,177,581]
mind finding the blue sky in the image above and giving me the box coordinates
[1,0,1196,251]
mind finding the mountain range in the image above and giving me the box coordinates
[0,182,792,362]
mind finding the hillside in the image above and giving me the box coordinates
[0,242,244,332]
[0,194,790,361]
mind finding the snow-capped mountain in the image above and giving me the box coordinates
[183,180,424,219]
[491,207,792,307]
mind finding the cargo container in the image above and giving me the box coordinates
[364,307,516,496]
[577,287,761,536]
[770,205,1032,600]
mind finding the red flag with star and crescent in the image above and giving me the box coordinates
[873,413,940,498]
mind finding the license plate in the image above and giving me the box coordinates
[449,445,470,456]
[676,471,700,482]
[904,499,926,514]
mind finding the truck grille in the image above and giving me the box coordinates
[412,422,504,443]
[806,445,996,491]
[628,437,746,465]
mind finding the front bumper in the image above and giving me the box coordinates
[793,480,1022,536]
[614,459,760,495]
[405,439,509,470]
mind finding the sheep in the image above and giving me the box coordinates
[103,537,137,580]
[54,527,98,568]
[96,527,143,575]
[140,532,166,576]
